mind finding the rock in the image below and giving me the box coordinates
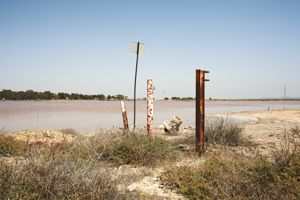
[163,116,183,133]
[176,144,190,151]
[158,125,165,129]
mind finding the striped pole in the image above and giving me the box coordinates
[147,79,154,135]
[121,101,129,134]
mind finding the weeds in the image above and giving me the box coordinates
[0,129,177,199]
[0,134,28,156]
[171,118,253,148]
[0,155,119,199]
[161,128,300,200]
[60,128,79,136]
[101,133,176,166]
[205,118,253,146]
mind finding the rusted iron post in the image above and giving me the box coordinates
[196,69,209,154]
[147,79,154,135]
[120,101,129,134]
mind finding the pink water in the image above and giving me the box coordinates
[1,100,300,133]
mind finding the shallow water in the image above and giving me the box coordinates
[0,100,300,133]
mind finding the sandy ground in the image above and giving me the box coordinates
[3,109,299,199]
[216,109,300,155]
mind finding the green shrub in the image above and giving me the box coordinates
[0,134,28,156]
[102,133,175,166]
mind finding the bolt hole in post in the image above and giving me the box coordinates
[131,42,144,132]
[196,69,209,154]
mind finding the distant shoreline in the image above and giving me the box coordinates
[2,99,300,102]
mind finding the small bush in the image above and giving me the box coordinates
[60,128,79,136]
[0,156,119,199]
[205,118,252,146]
[0,134,28,156]
[102,133,175,166]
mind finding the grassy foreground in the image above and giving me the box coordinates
[0,129,176,199]
[0,121,299,199]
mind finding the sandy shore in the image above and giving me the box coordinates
[214,109,300,155]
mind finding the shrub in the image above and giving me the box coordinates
[59,128,79,136]
[0,156,119,199]
[205,118,252,146]
[170,118,253,148]
[161,128,300,200]
[101,133,175,166]
[0,134,28,156]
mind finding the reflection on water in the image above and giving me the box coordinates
[1,100,300,133]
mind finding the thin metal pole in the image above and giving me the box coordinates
[147,79,154,135]
[196,70,201,152]
[133,42,140,131]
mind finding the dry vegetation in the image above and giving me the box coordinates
[161,126,300,200]
[0,129,176,199]
[0,120,299,199]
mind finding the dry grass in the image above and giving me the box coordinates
[0,129,177,199]
[0,133,28,156]
[205,118,254,147]
[161,128,300,200]
[171,118,254,148]
[0,159,119,199]
[100,132,176,166]
[59,128,80,136]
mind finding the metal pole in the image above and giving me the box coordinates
[121,101,129,134]
[133,41,140,131]
[196,69,209,154]
[147,79,154,135]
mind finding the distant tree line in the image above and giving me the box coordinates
[0,90,127,101]
[164,97,195,101]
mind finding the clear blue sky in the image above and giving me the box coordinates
[0,0,299,99]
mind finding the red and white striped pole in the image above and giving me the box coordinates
[147,79,154,135]
[120,101,129,134]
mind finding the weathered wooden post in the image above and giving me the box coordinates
[120,101,129,134]
[147,79,154,135]
[196,69,209,154]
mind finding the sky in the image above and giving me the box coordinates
[0,0,299,99]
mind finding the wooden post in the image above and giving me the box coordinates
[196,69,209,154]
[121,101,129,134]
[147,79,154,135]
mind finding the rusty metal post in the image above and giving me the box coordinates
[120,101,129,134]
[147,79,154,135]
[196,69,209,154]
